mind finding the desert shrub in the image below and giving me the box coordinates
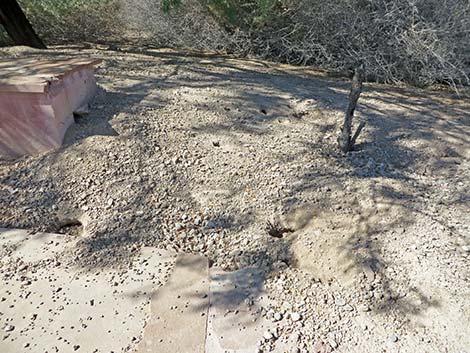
[121,0,232,49]
[122,0,470,86]
[18,0,121,44]
[279,0,470,86]
[5,0,469,87]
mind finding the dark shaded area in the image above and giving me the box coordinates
[266,219,293,238]
[52,217,83,236]
[0,0,46,49]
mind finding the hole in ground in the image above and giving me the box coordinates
[55,218,83,236]
[266,220,294,238]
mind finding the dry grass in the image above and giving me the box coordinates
[10,0,470,87]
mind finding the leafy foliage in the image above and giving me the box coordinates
[161,0,281,30]
[17,0,120,43]
[162,0,182,12]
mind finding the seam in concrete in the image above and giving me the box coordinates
[204,266,211,353]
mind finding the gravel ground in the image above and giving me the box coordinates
[1,45,469,352]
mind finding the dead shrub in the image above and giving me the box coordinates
[12,0,470,87]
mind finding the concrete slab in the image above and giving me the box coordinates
[0,228,175,353]
[205,267,276,353]
[0,58,101,158]
[136,253,210,353]
[0,229,288,353]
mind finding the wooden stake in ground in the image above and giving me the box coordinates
[338,64,365,152]
[0,0,46,49]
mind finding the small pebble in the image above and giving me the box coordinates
[263,330,274,340]
[291,312,301,321]
[329,338,338,349]
[3,325,14,332]
[335,297,346,306]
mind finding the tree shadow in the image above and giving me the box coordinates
[0,48,467,332]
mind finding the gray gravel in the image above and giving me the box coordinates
[0,45,469,352]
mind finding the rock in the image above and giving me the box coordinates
[334,297,346,306]
[3,325,14,332]
[291,312,301,321]
[328,338,338,349]
[273,312,282,321]
[462,245,470,252]
[74,104,90,117]
[264,330,274,340]
[313,340,332,353]
[273,261,288,271]
[363,266,375,282]
[390,335,398,343]
[107,44,120,51]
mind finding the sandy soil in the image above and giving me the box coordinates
[0,45,469,352]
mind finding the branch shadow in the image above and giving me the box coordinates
[0,48,467,330]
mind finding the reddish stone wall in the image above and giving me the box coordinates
[0,60,100,158]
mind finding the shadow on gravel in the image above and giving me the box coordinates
[62,87,121,146]
[139,52,467,320]
[1,49,467,323]
[191,235,295,316]
[68,52,467,318]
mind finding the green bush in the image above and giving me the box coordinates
[18,0,121,44]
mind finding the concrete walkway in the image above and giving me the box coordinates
[136,254,209,353]
[206,267,276,353]
[0,228,175,353]
[0,229,278,352]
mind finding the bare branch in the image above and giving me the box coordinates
[338,63,365,153]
